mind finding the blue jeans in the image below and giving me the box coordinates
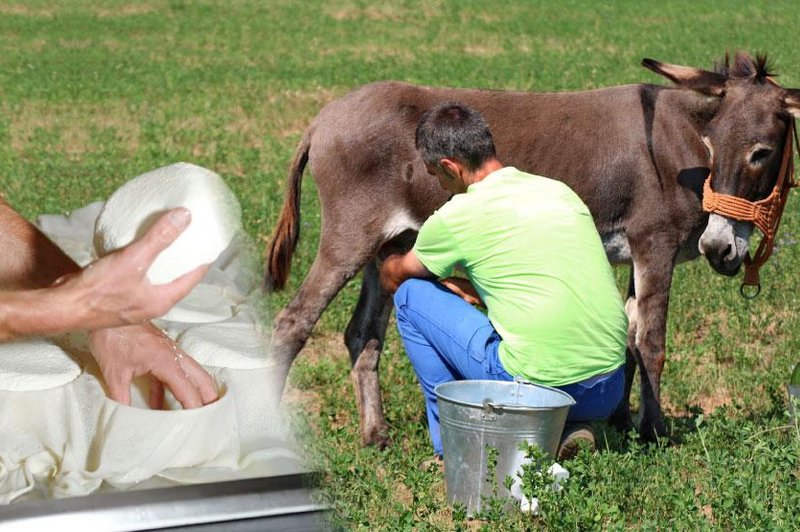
[394,278,624,456]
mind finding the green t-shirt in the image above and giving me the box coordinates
[412,167,626,386]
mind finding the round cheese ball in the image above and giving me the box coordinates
[94,162,242,285]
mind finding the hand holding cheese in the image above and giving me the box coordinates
[95,162,242,285]
[59,207,211,329]
[0,207,207,340]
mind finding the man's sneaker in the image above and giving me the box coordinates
[557,424,596,461]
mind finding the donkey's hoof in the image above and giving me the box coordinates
[637,417,667,443]
[362,425,391,449]
[609,405,635,435]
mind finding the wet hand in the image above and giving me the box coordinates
[57,207,209,330]
[88,323,218,409]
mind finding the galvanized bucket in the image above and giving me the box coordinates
[435,378,575,515]
[789,385,800,421]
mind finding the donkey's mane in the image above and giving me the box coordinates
[714,52,776,83]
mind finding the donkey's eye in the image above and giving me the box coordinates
[748,146,773,165]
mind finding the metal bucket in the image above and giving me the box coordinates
[789,385,800,421]
[435,378,575,515]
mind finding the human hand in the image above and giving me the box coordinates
[55,207,209,329]
[440,276,484,307]
[88,323,218,409]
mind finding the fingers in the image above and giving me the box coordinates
[149,355,216,410]
[157,263,210,303]
[89,324,216,411]
[154,367,204,409]
[146,264,210,318]
[149,347,214,409]
[179,355,219,405]
[127,207,192,268]
[104,369,134,406]
[149,377,165,409]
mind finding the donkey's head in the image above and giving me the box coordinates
[644,53,800,276]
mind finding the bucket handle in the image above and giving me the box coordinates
[482,397,551,414]
[482,401,563,413]
[481,376,577,413]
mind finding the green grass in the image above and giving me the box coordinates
[2,0,800,528]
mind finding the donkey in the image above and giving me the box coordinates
[267,53,800,445]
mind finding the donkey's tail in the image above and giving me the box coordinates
[265,129,312,291]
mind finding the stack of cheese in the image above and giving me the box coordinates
[0,163,302,503]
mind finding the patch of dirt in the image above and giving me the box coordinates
[459,12,500,23]
[9,101,140,158]
[694,483,715,524]
[695,386,732,413]
[283,331,348,413]
[0,4,56,17]
[209,87,337,142]
[463,42,504,58]
[172,115,207,132]
[301,330,347,365]
[393,479,414,506]
[317,42,416,64]
[93,4,157,18]
[22,38,48,52]
[327,4,407,22]
[283,386,323,428]
[57,38,92,49]
[661,378,733,417]
[688,308,730,345]
[542,36,570,53]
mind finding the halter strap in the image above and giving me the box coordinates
[701,120,798,297]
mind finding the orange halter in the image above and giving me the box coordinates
[701,120,798,297]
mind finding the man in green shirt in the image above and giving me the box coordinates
[380,102,627,460]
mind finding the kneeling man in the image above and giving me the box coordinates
[380,101,627,461]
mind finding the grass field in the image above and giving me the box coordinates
[2,0,800,529]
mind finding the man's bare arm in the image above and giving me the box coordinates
[0,208,207,339]
[379,251,484,306]
[0,197,80,289]
[379,250,434,294]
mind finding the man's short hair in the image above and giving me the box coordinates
[415,101,497,172]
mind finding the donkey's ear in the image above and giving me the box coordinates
[642,58,727,96]
[784,89,800,118]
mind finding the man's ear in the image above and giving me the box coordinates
[440,158,460,180]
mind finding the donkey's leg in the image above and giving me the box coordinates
[630,253,675,442]
[344,259,393,448]
[269,244,368,407]
[609,269,638,434]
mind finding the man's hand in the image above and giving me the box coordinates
[79,208,218,409]
[379,250,434,294]
[89,323,218,409]
[0,208,209,340]
[440,276,484,307]
[57,208,209,330]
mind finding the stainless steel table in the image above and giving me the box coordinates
[0,473,331,531]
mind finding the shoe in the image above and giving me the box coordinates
[557,424,595,461]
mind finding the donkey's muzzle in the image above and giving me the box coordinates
[699,213,751,276]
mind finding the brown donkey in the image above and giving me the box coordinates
[267,53,800,445]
